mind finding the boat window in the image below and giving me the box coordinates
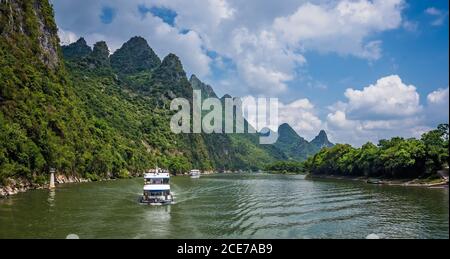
[151,191,166,196]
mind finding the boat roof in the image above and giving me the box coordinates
[144,173,170,179]
[190,169,200,172]
[144,185,170,191]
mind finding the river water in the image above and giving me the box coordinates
[0,173,448,239]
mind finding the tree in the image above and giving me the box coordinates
[168,156,191,175]
[304,125,446,179]
[421,124,449,174]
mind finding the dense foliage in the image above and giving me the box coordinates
[1,0,113,183]
[62,36,288,173]
[303,124,449,179]
[265,161,304,174]
[0,1,292,185]
[3,0,445,187]
[110,36,161,75]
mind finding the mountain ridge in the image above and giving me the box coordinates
[62,36,333,162]
[110,36,161,74]
[0,0,333,190]
[273,124,334,161]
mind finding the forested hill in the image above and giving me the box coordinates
[60,35,286,173]
[0,0,330,185]
[274,124,334,161]
[1,0,116,183]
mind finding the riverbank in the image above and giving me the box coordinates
[266,171,304,175]
[0,170,233,198]
[306,174,449,188]
[0,174,108,198]
[0,178,43,198]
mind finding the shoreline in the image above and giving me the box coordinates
[0,170,222,198]
[306,174,449,188]
[0,170,229,198]
[266,171,305,175]
[0,174,116,199]
[3,170,447,199]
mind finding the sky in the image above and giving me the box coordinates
[52,0,449,146]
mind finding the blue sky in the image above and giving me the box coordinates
[52,0,449,145]
[302,0,449,105]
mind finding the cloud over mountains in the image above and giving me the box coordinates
[52,0,448,146]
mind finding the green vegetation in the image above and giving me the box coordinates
[1,0,446,188]
[273,124,333,161]
[1,0,106,182]
[0,0,286,185]
[303,124,449,179]
[265,161,304,174]
[167,155,191,176]
[0,1,288,187]
[110,36,161,75]
[60,35,296,174]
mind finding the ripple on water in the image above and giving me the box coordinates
[0,174,448,239]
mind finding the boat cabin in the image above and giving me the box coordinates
[144,173,170,185]
[143,185,171,199]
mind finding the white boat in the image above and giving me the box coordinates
[189,169,201,179]
[140,169,173,205]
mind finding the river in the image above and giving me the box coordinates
[0,173,448,239]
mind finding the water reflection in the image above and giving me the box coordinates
[47,189,55,208]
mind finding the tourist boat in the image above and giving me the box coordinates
[139,169,173,205]
[189,169,201,179]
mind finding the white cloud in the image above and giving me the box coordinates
[242,96,324,140]
[426,7,442,16]
[160,0,235,34]
[217,0,404,95]
[239,62,290,94]
[427,87,449,104]
[52,0,405,96]
[148,22,212,77]
[278,99,324,140]
[327,110,357,130]
[344,75,422,120]
[426,87,449,126]
[228,28,305,95]
[324,76,450,146]
[241,77,443,146]
[213,0,403,95]
[273,0,404,60]
[58,29,78,45]
[51,0,448,146]
[425,7,449,26]
[402,20,418,32]
[51,0,213,78]
[326,112,431,146]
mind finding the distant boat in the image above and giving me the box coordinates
[189,169,201,179]
[139,169,173,205]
